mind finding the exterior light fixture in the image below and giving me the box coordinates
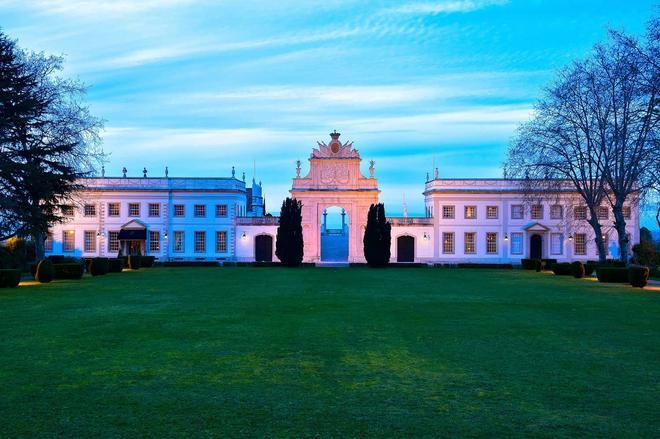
[164,232,168,239]
[423,232,430,241]
[241,232,247,240]
[504,234,509,241]
[96,231,101,237]
[568,234,573,241]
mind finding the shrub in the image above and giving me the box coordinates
[47,255,66,264]
[551,262,572,275]
[36,259,54,283]
[632,241,659,267]
[628,265,650,288]
[584,262,596,277]
[541,259,557,268]
[596,267,629,283]
[0,269,21,288]
[88,257,109,276]
[521,259,539,270]
[53,263,84,280]
[108,258,124,273]
[141,256,156,267]
[128,255,141,270]
[571,261,585,279]
[456,263,514,269]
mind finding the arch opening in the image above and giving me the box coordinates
[321,206,349,262]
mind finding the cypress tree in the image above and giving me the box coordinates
[363,203,391,267]
[275,197,304,267]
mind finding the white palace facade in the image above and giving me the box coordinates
[45,132,640,264]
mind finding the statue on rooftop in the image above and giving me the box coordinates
[122,167,127,178]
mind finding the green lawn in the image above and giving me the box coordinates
[1,267,659,437]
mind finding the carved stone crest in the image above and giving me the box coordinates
[320,163,350,184]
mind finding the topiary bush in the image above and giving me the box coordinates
[0,269,21,288]
[551,262,572,275]
[53,263,84,280]
[571,261,585,278]
[584,262,596,277]
[542,259,557,269]
[128,255,141,270]
[596,267,629,283]
[141,256,155,267]
[521,259,539,270]
[108,258,124,273]
[628,265,650,288]
[36,259,55,283]
[47,255,66,264]
[88,257,109,276]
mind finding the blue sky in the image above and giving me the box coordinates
[1,0,657,226]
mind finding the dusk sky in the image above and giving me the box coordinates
[1,0,657,225]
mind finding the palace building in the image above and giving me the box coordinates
[46,132,640,264]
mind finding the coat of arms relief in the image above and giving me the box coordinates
[320,163,350,184]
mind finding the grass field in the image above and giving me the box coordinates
[1,267,659,437]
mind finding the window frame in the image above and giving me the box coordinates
[511,205,524,220]
[108,203,120,217]
[464,206,477,220]
[550,233,563,255]
[574,206,587,220]
[128,203,140,217]
[194,231,206,253]
[63,230,75,252]
[510,232,523,255]
[531,204,544,220]
[61,205,75,217]
[442,232,454,254]
[486,206,498,220]
[84,204,96,217]
[215,204,228,218]
[84,230,96,253]
[216,230,227,253]
[442,205,455,219]
[486,232,497,254]
[173,231,185,252]
[44,233,53,252]
[194,204,206,218]
[464,232,476,254]
[149,230,160,252]
[550,205,563,220]
[173,204,185,217]
[574,233,587,255]
[108,231,120,253]
[148,203,160,218]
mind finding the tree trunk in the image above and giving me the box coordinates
[587,209,607,263]
[656,204,659,229]
[33,231,45,262]
[612,202,629,263]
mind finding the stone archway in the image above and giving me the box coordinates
[397,235,415,262]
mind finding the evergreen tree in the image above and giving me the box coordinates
[275,197,304,267]
[0,30,102,259]
[363,203,391,267]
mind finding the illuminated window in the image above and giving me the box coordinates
[486,206,498,219]
[464,206,477,219]
[486,232,497,254]
[442,232,454,254]
[149,231,160,252]
[574,206,587,220]
[61,205,74,217]
[173,231,184,252]
[216,204,228,217]
[464,232,476,254]
[108,203,120,217]
[442,205,455,219]
[63,230,75,252]
[84,204,96,217]
[216,231,227,252]
[511,205,524,219]
[194,231,206,252]
[574,233,586,255]
[194,205,206,218]
[174,204,185,217]
[550,205,563,219]
[597,206,608,220]
[603,233,609,255]
[128,203,140,217]
[84,230,96,253]
[108,231,119,252]
[148,203,160,217]
[511,232,523,255]
[550,233,563,255]
[623,206,631,219]
[44,233,53,252]
[531,205,543,220]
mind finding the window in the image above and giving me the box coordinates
[194,204,206,218]
[486,232,497,254]
[216,204,228,217]
[464,232,476,254]
[84,204,96,217]
[216,231,227,252]
[486,206,498,219]
[597,206,608,220]
[173,231,184,252]
[108,231,119,252]
[194,231,206,252]
[84,230,96,253]
[442,205,455,219]
[44,233,53,252]
[108,203,120,217]
[550,205,563,220]
[550,233,563,255]
[63,230,75,252]
[61,205,74,217]
[464,206,477,219]
[511,205,524,219]
[574,206,587,220]
[442,232,454,254]
[531,205,543,220]
[174,204,185,217]
[511,232,523,255]
[623,206,631,219]
[574,233,586,255]
[148,203,160,217]
[128,203,140,217]
[149,231,160,252]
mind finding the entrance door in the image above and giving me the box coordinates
[397,236,415,262]
[255,235,273,262]
[530,234,542,259]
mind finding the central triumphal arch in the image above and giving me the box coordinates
[291,131,379,263]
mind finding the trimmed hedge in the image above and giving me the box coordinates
[128,255,141,270]
[628,266,650,288]
[141,256,156,267]
[551,262,573,275]
[108,258,124,273]
[571,261,585,279]
[521,259,539,270]
[584,263,596,277]
[0,269,21,288]
[456,263,514,269]
[88,257,109,276]
[541,259,558,268]
[54,263,84,280]
[596,267,629,283]
[36,259,55,283]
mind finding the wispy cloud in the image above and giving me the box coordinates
[20,0,197,16]
[387,0,509,15]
